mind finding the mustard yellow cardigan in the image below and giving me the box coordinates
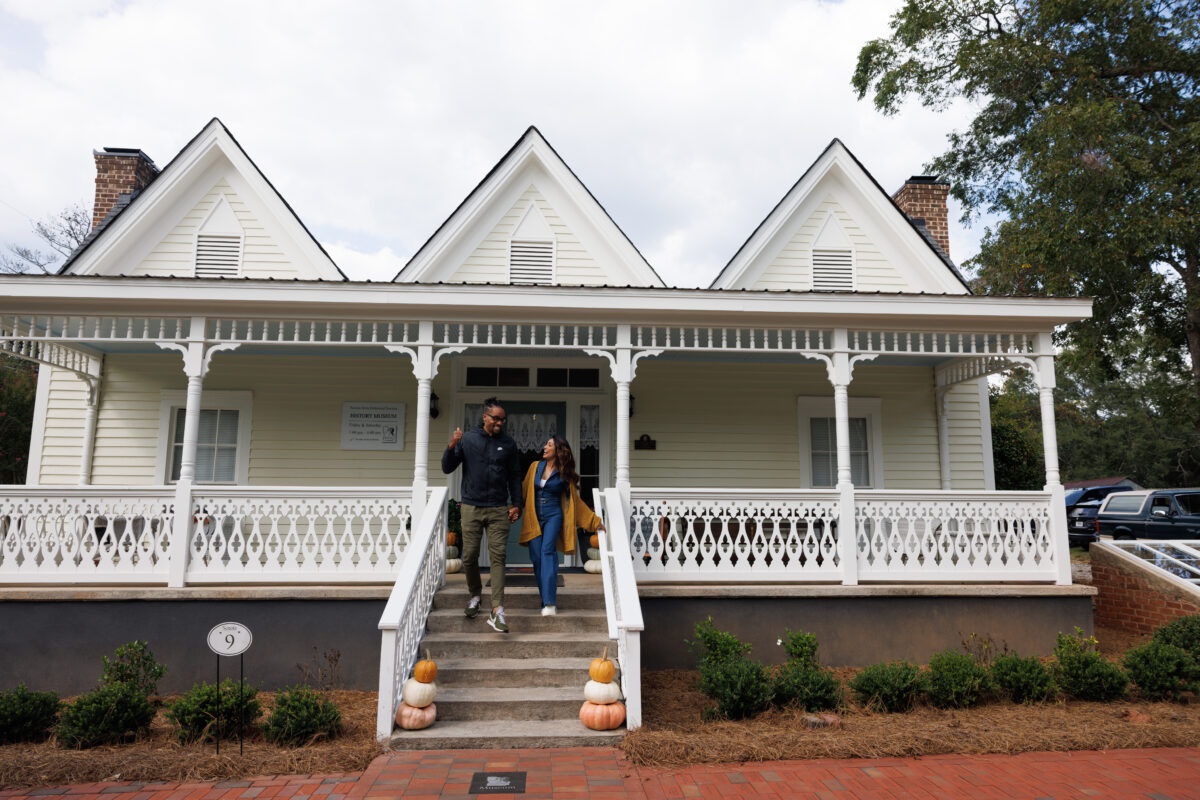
[518,461,602,554]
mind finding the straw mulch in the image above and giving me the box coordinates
[0,690,381,790]
[621,667,1200,767]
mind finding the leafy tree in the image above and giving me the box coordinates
[0,356,37,484]
[854,0,1200,424]
[1,202,91,274]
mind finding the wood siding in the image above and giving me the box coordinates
[752,196,911,293]
[946,379,988,490]
[130,180,316,279]
[35,367,90,485]
[448,185,609,285]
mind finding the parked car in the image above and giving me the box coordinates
[1065,484,1133,513]
[1067,500,1105,547]
[1095,489,1200,541]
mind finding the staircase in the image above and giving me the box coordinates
[389,571,625,749]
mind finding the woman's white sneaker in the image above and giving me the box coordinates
[541,605,557,616]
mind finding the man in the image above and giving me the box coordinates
[441,397,523,633]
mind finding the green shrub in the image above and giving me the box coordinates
[263,686,342,746]
[771,662,843,711]
[990,654,1057,703]
[56,682,155,748]
[0,685,61,744]
[778,629,820,670]
[1124,640,1193,700]
[849,661,925,712]
[688,617,752,669]
[1152,615,1200,663]
[1053,628,1128,701]
[100,640,167,697]
[165,680,261,743]
[926,650,992,708]
[697,656,773,720]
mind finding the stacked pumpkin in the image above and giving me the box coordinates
[395,650,438,730]
[580,646,625,730]
[446,530,462,574]
[583,532,602,574]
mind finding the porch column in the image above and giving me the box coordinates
[1033,332,1070,585]
[586,327,659,506]
[78,373,102,485]
[936,387,952,490]
[831,348,859,587]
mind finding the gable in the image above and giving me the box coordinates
[396,127,663,287]
[714,140,969,294]
[63,119,344,281]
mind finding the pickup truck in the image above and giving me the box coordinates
[1095,489,1200,540]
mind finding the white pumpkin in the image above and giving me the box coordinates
[402,677,437,708]
[446,546,460,559]
[586,547,601,561]
[583,559,602,574]
[584,679,622,705]
[445,558,463,574]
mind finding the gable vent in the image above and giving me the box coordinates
[196,234,242,278]
[509,240,554,285]
[812,248,854,291]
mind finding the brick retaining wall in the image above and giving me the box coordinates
[1090,543,1200,635]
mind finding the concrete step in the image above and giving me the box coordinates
[435,687,591,721]
[426,607,609,634]
[431,585,606,611]
[389,718,624,750]
[432,657,620,688]
[420,631,613,660]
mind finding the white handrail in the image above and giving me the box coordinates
[599,487,644,730]
[375,486,447,741]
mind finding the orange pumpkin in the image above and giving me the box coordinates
[447,531,458,547]
[579,700,625,730]
[414,648,437,683]
[589,646,616,683]
[589,533,599,548]
[396,701,437,730]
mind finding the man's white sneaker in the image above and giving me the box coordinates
[541,605,557,616]
[487,608,509,633]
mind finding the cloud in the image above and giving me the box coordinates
[0,0,987,286]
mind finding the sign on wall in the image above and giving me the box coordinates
[340,402,406,450]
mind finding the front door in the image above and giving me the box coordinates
[463,400,566,566]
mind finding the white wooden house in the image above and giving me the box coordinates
[0,120,1093,738]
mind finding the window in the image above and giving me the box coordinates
[797,397,883,488]
[536,368,600,388]
[465,367,530,387]
[157,390,252,484]
[171,409,239,482]
[1103,494,1148,514]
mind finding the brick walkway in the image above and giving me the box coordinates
[3,747,1200,800]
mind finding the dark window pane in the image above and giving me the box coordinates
[537,368,569,387]
[581,476,600,504]
[466,367,497,386]
[498,367,529,387]
[580,446,599,475]
[569,368,600,388]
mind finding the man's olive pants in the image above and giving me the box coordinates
[461,504,511,610]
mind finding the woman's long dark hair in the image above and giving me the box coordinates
[551,435,580,488]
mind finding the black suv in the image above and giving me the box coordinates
[1066,485,1134,547]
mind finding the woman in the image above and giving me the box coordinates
[519,435,605,616]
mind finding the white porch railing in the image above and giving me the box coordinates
[596,488,644,730]
[186,488,414,583]
[376,486,447,741]
[628,489,842,582]
[0,489,175,583]
[625,488,1060,583]
[855,490,1058,582]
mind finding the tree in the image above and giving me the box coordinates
[1,202,91,274]
[853,0,1200,423]
[0,356,37,484]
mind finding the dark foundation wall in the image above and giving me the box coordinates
[0,597,387,695]
[640,591,1095,669]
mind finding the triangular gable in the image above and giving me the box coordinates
[395,127,664,287]
[61,118,345,281]
[711,139,970,293]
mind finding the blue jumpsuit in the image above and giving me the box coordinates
[529,463,565,607]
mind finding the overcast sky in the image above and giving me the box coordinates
[0,0,988,287]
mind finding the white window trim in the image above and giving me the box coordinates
[796,396,884,488]
[156,390,253,484]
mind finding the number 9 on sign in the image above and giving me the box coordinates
[207,622,252,656]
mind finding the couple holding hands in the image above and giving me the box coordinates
[441,397,604,633]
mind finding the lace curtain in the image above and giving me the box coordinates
[463,404,558,451]
[579,405,600,449]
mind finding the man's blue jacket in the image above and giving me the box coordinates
[441,424,523,509]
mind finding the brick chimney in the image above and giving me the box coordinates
[92,148,159,229]
[892,176,950,258]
